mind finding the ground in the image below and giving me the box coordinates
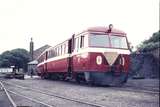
[1,76,159,107]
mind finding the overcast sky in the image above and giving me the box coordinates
[0,0,159,54]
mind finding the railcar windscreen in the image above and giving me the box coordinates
[89,34,128,49]
[110,35,128,49]
[89,35,110,47]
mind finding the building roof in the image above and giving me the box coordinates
[28,60,38,65]
[33,44,51,60]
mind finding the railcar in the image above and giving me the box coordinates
[37,24,130,86]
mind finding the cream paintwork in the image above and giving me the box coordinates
[103,52,118,66]
[96,56,102,65]
[71,47,130,56]
[37,47,130,67]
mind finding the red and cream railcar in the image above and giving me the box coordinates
[37,25,130,86]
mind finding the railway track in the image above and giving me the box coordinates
[59,80,159,94]
[7,89,54,107]
[2,81,106,107]
[1,80,53,107]
[67,79,159,94]
[110,85,159,95]
[0,81,16,107]
[2,79,159,107]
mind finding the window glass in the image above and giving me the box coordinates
[48,51,50,58]
[74,38,76,50]
[76,38,79,50]
[74,37,80,51]
[89,34,128,49]
[63,44,66,54]
[57,47,59,56]
[89,35,110,47]
[55,48,57,56]
[110,36,128,49]
[80,36,84,48]
[60,45,62,55]
[66,43,68,53]
[50,49,54,57]
[53,50,55,57]
[54,48,57,56]
[62,46,63,55]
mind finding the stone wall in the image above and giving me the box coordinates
[148,48,160,63]
[129,53,159,78]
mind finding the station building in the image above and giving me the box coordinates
[27,38,51,75]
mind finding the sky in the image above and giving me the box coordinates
[0,0,159,54]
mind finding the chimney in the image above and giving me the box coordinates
[30,37,34,60]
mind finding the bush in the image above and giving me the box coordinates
[0,48,31,72]
[137,31,160,52]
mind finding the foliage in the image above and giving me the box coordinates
[143,32,160,44]
[137,31,160,52]
[0,48,31,72]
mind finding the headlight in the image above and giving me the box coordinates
[119,56,125,65]
[96,56,102,65]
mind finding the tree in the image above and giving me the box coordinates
[137,31,160,52]
[0,48,31,72]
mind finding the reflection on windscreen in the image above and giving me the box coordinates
[110,35,128,49]
[89,34,128,49]
[89,35,110,47]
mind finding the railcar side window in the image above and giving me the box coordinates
[53,50,56,57]
[60,46,62,55]
[64,44,66,54]
[62,44,64,55]
[80,36,84,48]
[55,48,58,56]
[51,49,54,57]
[48,51,50,58]
[76,38,79,50]
[59,46,61,55]
[54,48,56,56]
[60,45,62,55]
[66,43,68,54]
[74,37,80,52]
[62,44,66,55]
[74,38,76,51]
[74,38,76,50]
[57,47,59,56]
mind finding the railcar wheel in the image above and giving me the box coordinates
[40,73,45,79]
[50,73,59,80]
[87,81,95,86]
[75,74,81,84]
[44,73,49,79]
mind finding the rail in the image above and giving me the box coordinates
[0,81,17,107]
[3,81,106,107]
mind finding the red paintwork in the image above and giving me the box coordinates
[37,51,130,76]
[72,52,130,73]
[37,64,44,76]
[46,58,68,73]
[122,54,130,72]
[37,26,130,79]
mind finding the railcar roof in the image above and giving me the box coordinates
[86,26,126,34]
[37,26,127,60]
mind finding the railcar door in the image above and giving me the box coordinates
[44,51,48,72]
[67,35,74,78]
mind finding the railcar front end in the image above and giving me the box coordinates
[72,25,130,86]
